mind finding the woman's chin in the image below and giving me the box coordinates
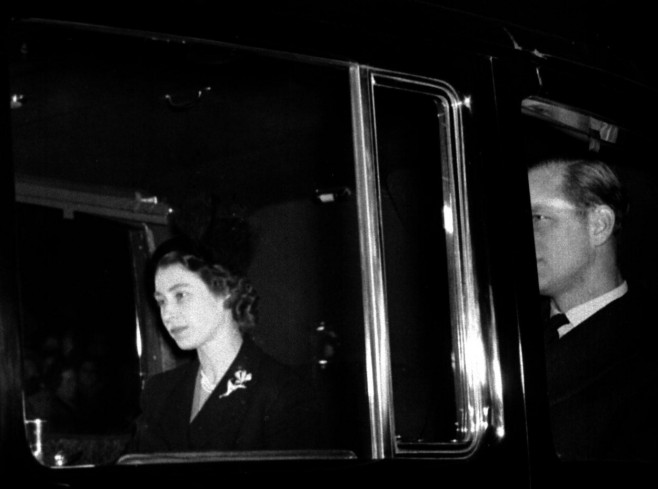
[171,337,197,351]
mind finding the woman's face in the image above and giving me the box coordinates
[154,263,232,350]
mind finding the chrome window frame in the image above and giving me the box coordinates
[350,66,504,459]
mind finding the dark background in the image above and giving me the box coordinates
[10,0,657,89]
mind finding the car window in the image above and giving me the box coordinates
[10,22,366,465]
[521,96,658,463]
[363,72,503,456]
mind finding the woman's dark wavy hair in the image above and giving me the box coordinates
[149,236,259,332]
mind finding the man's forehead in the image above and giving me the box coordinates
[528,166,573,206]
[528,164,564,184]
[531,198,578,212]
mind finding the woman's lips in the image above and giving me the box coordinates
[168,325,188,337]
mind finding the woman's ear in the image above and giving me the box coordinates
[216,293,231,310]
[589,205,616,246]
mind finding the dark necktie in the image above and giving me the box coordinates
[546,313,569,343]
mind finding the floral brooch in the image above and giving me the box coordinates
[219,369,253,399]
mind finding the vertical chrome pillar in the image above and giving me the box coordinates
[349,65,394,459]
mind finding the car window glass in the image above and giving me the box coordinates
[10,23,366,466]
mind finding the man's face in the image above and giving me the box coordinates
[529,166,594,301]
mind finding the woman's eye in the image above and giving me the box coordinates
[175,291,188,301]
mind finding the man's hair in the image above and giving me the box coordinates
[530,157,629,234]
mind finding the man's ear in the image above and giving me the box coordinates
[589,205,616,246]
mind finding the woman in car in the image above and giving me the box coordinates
[130,231,320,452]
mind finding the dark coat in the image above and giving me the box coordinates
[544,290,657,462]
[132,336,320,452]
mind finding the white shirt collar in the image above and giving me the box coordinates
[552,281,628,338]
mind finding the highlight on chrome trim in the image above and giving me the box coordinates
[351,67,504,458]
[349,65,393,459]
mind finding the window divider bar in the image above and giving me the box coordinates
[349,64,394,460]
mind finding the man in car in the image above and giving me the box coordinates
[528,157,656,462]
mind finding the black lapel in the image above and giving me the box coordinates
[156,360,199,450]
[188,337,262,450]
[545,294,629,403]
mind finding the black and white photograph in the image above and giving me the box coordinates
[1,2,656,487]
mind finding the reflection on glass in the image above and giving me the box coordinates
[25,418,45,463]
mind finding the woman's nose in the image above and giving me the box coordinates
[160,303,175,322]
